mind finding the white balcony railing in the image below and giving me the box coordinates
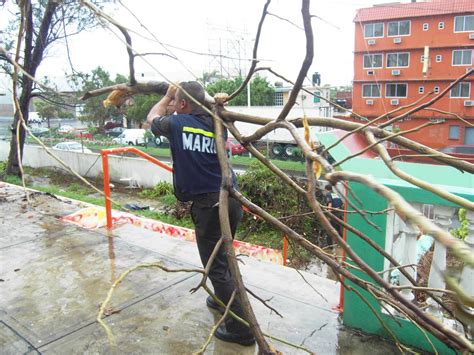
[384,204,473,328]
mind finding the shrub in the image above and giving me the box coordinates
[237,161,324,247]
[450,208,468,241]
[139,181,174,199]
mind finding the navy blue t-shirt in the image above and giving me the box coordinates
[325,191,343,209]
[151,112,236,201]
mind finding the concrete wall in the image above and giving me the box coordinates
[0,141,172,188]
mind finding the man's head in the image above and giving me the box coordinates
[170,81,205,114]
[324,184,333,192]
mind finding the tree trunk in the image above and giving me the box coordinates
[5,0,59,177]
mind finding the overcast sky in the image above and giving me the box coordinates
[2,0,400,88]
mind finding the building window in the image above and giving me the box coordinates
[436,55,442,62]
[454,15,474,32]
[449,125,460,139]
[438,22,445,30]
[387,52,409,67]
[419,86,424,94]
[362,84,381,97]
[363,53,383,68]
[364,22,384,38]
[452,49,473,66]
[274,92,284,106]
[450,82,470,98]
[313,91,321,104]
[386,83,407,97]
[423,23,429,31]
[434,86,440,94]
[388,20,410,36]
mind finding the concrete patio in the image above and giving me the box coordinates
[0,182,402,354]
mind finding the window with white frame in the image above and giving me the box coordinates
[386,83,407,97]
[436,55,442,62]
[423,23,429,31]
[362,84,381,97]
[452,49,473,66]
[434,86,440,94]
[438,22,445,30]
[450,82,470,98]
[387,52,409,67]
[364,22,384,38]
[419,86,424,94]
[363,53,383,68]
[274,92,284,106]
[454,15,474,32]
[388,20,410,36]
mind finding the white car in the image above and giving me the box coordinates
[58,125,74,134]
[53,141,92,153]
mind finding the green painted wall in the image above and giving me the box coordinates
[316,130,473,352]
[342,180,473,354]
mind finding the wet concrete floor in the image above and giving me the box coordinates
[0,183,403,354]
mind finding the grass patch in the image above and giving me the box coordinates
[32,185,105,206]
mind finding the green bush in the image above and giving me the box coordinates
[0,161,6,176]
[139,181,174,199]
[451,208,468,241]
[237,161,324,249]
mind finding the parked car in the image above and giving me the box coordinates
[104,121,123,130]
[105,127,125,137]
[28,127,49,137]
[53,141,92,153]
[439,145,474,155]
[153,134,169,147]
[112,128,146,146]
[58,125,74,134]
[226,138,247,156]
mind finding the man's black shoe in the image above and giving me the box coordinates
[206,296,224,314]
[215,324,256,346]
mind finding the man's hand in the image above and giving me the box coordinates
[166,84,178,100]
[214,92,229,105]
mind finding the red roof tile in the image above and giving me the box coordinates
[354,0,474,23]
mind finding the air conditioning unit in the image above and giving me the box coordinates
[469,33,474,40]
[393,37,402,44]
[390,99,399,105]
[368,39,376,46]
[391,69,401,76]
[366,99,374,105]
[367,70,374,75]
[464,100,474,107]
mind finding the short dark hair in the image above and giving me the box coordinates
[177,81,205,111]
[324,184,333,191]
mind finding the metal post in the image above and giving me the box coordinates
[101,151,113,230]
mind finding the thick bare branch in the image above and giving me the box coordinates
[277,0,313,121]
[365,129,474,210]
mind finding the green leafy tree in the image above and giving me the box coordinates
[125,93,162,127]
[1,0,103,177]
[206,76,274,106]
[68,67,128,127]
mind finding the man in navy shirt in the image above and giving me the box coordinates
[146,82,255,346]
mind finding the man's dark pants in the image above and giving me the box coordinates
[190,193,246,332]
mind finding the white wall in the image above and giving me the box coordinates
[0,141,172,188]
[229,106,334,143]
